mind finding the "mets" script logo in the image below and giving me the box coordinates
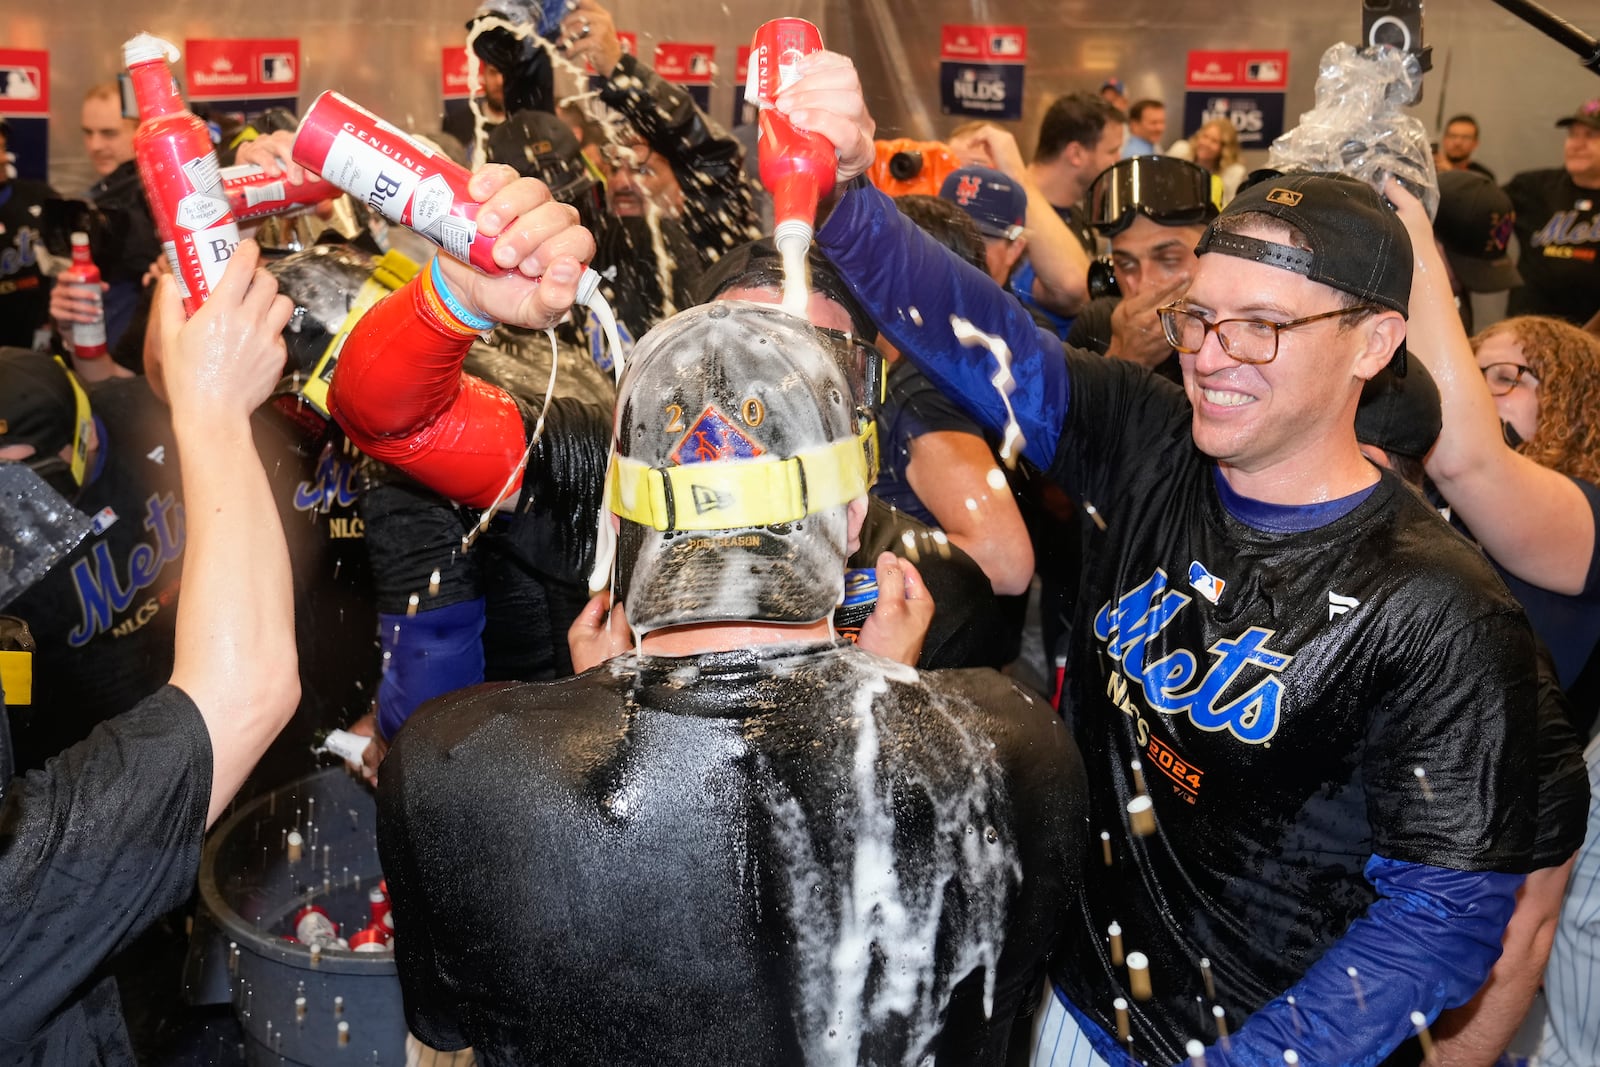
[1093,568,1293,744]
[293,444,360,514]
[69,492,185,647]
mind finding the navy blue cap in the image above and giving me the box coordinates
[939,166,1026,241]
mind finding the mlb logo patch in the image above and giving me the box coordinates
[1187,560,1226,604]
[90,506,118,535]
[670,406,766,466]
[1265,188,1303,207]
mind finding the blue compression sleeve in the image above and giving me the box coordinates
[1204,857,1522,1067]
[375,598,487,740]
[817,180,1070,470]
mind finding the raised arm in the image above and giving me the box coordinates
[564,0,760,256]
[327,165,596,508]
[778,52,1069,470]
[949,123,1090,315]
[157,240,299,826]
[1390,180,1595,593]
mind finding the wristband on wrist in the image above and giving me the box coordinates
[421,257,498,336]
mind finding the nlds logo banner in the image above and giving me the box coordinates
[939,25,1026,122]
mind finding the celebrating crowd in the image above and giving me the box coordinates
[3,3,1600,1065]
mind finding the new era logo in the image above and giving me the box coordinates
[1266,188,1303,207]
[1328,591,1360,619]
[691,484,733,514]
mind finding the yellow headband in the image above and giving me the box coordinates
[608,423,878,532]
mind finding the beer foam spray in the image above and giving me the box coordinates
[124,34,241,315]
[746,18,837,316]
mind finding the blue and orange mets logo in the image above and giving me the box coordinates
[670,406,765,466]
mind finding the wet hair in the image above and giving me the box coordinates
[894,194,988,273]
[1471,315,1600,484]
[1035,92,1125,163]
[1129,100,1165,124]
[694,237,878,342]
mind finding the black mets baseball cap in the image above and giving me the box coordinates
[0,349,77,461]
[1195,171,1413,317]
[1433,170,1521,294]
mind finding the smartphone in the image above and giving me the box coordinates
[1362,0,1431,100]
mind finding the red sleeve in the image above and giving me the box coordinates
[328,275,527,508]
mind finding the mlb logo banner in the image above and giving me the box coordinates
[939,25,1026,121]
[1183,50,1289,150]
[185,39,301,100]
[184,38,301,127]
[0,52,47,113]
[0,49,50,181]
[1184,50,1290,92]
[654,42,715,111]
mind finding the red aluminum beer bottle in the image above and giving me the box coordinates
[293,92,507,276]
[61,233,108,360]
[745,18,837,259]
[219,163,340,223]
[123,34,240,315]
[348,925,391,953]
[292,91,624,379]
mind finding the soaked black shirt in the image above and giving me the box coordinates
[1505,168,1600,326]
[0,686,210,1065]
[378,642,1085,1066]
[1049,351,1539,1063]
[6,379,182,772]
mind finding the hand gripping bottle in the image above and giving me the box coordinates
[293,92,516,276]
[746,18,836,242]
[293,91,623,377]
[745,18,837,313]
[61,233,108,360]
[123,34,240,315]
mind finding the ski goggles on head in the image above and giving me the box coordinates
[1089,156,1219,237]
[812,324,886,416]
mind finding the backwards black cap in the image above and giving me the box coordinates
[1196,171,1413,317]
[0,349,77,461]
[1356,358,1441,461]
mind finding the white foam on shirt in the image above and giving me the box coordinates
[761,656,1022,1064]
